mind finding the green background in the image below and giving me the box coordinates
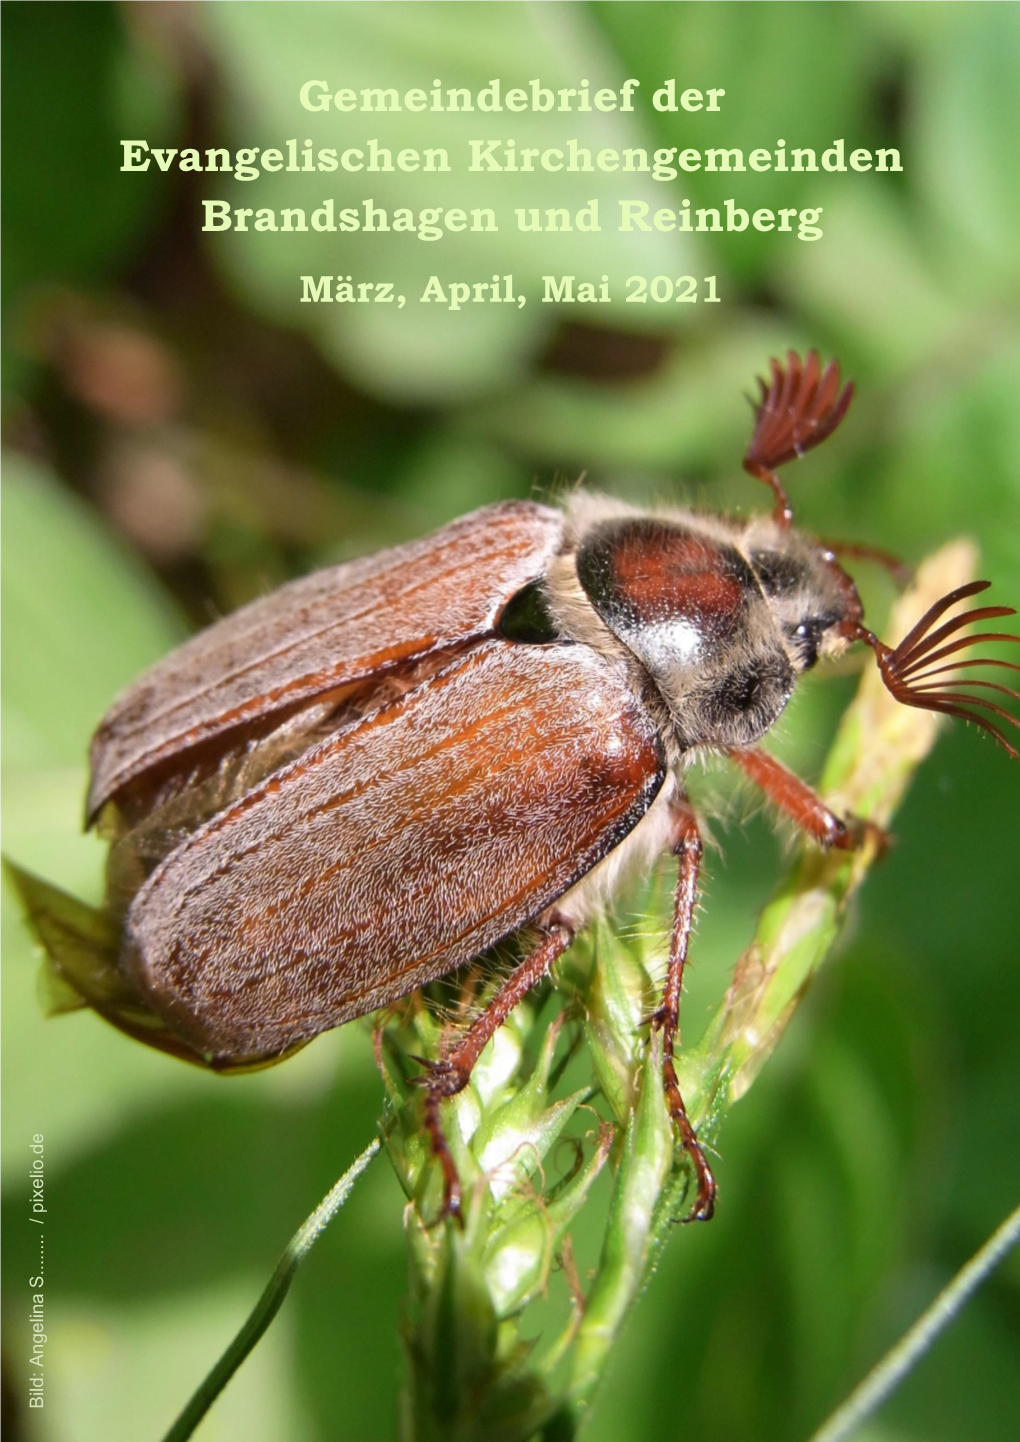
[2,3,1018,1439]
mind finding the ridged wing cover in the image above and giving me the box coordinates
[88,500,564,819]
[124,640,666,1063]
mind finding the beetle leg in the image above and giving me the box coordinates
[420,921,575,1224]
[725,745,888,852]
[650,806,716,1222]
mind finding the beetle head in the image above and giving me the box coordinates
[743,517,864,674]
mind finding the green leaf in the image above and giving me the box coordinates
[596,1,873,281]
[776,187,961,374]
[1,451,184,772]
[914,7,1020,287]
[1,453,185,1172]
[196,2,694,403]
[0,5,179,393]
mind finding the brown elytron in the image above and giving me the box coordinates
[53,352,1017,1224]
[125,642,665,1062]
[87,503,564,820]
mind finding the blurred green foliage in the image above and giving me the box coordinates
[2,3,1018,1440]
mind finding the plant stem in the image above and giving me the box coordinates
[161,1136,381,1442]
[807,1202,1020,1442]
[548,541,980,1433]
[561,1033,674,1430]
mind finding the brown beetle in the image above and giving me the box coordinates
[20,352,1020,1222]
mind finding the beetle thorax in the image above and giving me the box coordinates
[553,502,798,751]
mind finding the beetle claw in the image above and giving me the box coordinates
[417,1059,468,1227]
[438,1178,464,1229]
[679,1143,717,1223]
